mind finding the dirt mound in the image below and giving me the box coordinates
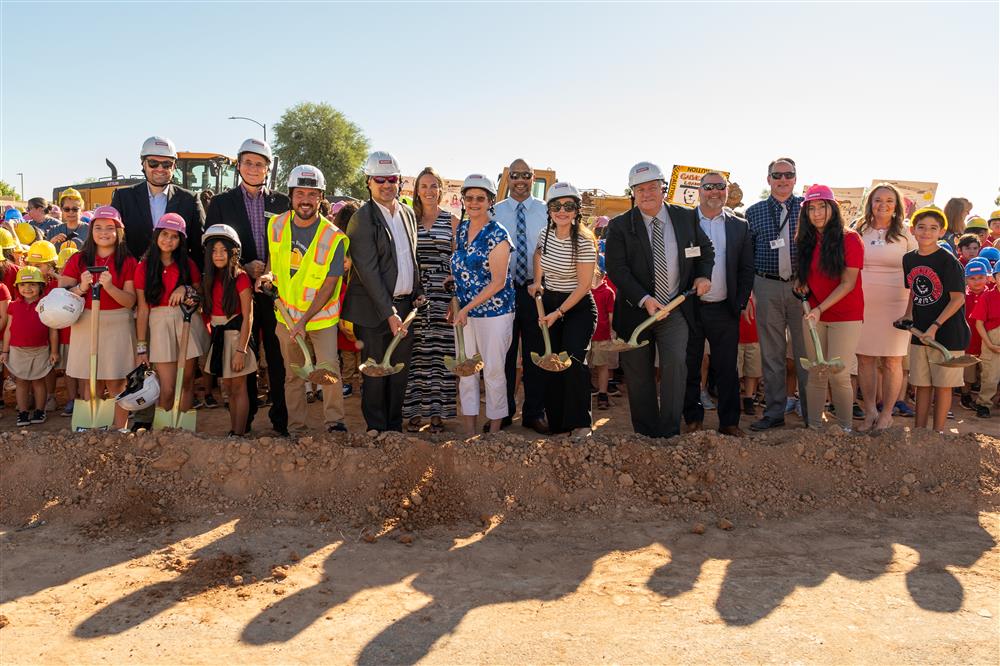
[1,426,998,538]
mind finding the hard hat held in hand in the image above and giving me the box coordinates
[238,138,272,163]
[363,151,401,177]
[26,240,58,265]
[287,165,326,191]
[117,365,161,411]
[140,136,177,160]
[37,288,85,329]
[628,161,665,188]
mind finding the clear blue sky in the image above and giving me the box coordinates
[2,2,998,212]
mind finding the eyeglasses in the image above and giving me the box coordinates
[371,175,399,185]
[463,194,488,204]
[62,207,81,212]
[770,171,796,180]
[509,171,533,181]
[240,161,267,170]
[547,202,579,212]
[146,159,175,170]
[700,183,727,191]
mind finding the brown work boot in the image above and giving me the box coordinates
[683,421,703,434]
[718,425,746,438]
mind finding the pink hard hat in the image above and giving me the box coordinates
[155,212,187,237]
[802,184,836,204]
[329,201,347,217]
[594,215,610,229]
[91,205,123,228]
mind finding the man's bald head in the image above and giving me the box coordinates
[509,158,531,172]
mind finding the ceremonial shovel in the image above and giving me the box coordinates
[360,308,418,377]
[601,288,695,352]
[443,298,484,377]
[531,293,572,372]
[797,291,846,376]
[893,319,980,368]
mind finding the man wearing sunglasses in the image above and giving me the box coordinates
[743,157,808,431]
[493,158,549,434]
[343,150,423,434]
[111,135,205,267]
[681,172,754,437]
[206,138,291,435]
[604,161,714,439]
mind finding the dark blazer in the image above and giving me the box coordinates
[341,200,423,328]
[705,208,755,317]
[204,186,290,266]
[604,204,715,340]
[111,181,205,265]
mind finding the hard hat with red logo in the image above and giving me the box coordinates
[91,205,124,228]
[238,138,273,163]
[287,165,326,192]
[155,212,188,237]
[363,150,401,177]
[627,161,666,188]
[461,174,497,198]
[802,184,836,204]
[545,181,582,203]
[140,136,177,159]
[26,240,57,264]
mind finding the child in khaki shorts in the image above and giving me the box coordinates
[971,263,1000,417]
[738,293,761,416]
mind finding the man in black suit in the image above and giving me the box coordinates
[111,136,205,267]
[681,172,754,437]
[604,161,714,439]
[342,150,424,433]
[110,135,205,430]
[205,138,290,435]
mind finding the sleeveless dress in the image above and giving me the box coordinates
[402,210,458,420]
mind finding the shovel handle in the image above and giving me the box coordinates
[381,308,418,365]
[534,293,554,357]
[272,295,315,368]
[450,298,468,362]
[892,319,952,358]
[627,288,694,345]
[87,266,108,301]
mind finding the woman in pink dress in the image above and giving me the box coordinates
[855,183,918,432]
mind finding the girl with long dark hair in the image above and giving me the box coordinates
[794,185,864,431]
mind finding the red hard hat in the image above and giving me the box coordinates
[91,205,124,228]
[802,184,836,204]
[155,212,187,237]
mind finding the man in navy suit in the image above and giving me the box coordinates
[604,161,714,439]
[682,172,754,437]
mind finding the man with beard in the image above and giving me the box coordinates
[206,139,291,435]
[258,165,349,433]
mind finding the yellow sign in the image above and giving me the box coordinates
[666,165,731,208]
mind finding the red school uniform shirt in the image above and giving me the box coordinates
[0,282,10,304]
[591,278,615,342]
[62,252,137,311]
[739,304,759,344]
[1,261,19,296]
[965,288,988,354]
[210,272,251,317]
[805,230,865,322]
[970,287,1000,336]
[134,258,202,307]
[8,298,50,347]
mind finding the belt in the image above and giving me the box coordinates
[755,271,791,282]
[392,293,413,303]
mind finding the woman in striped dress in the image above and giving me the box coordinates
[404,167,459,432]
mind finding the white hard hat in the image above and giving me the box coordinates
[202,223,242,250]
[238,138,272,162]
[287,164,326,191]
[628,161,665,188]
[117,365,161,412]
[545,181,581,203]
[36,288,85,329]
[363,150,401,177]
[140,136,178,159]
[461,174,497,197]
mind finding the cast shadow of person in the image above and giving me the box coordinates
[646,510,995,626]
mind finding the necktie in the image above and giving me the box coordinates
[651,216,670,303]
[777,202,792,279]
[515,202,528,285]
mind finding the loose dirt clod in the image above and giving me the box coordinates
[691,523,706,535]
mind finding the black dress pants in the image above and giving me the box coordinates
[683,300,740,428]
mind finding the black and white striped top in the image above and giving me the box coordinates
[537,228,597,292]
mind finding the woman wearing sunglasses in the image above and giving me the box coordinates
[529,182,598,439]
[449,174,515,436]
[46,188,90,252]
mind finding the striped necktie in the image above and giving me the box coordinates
[651,216,670,302]
[514,202,528,285]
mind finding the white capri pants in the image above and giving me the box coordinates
[459,313,514,420]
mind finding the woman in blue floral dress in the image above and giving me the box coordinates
[449,174,515,435]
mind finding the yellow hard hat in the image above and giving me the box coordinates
[15,221,38,245]
[59,187,84,205]
[0,228,15,250]
[26,240,58,264]
[989,209,1000,222]
[14,265,45,285]
[964,215,989,231]
[911,205,948,231]
[56,245,79,270]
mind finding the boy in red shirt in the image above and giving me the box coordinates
[738,293,762,416]
[960,260,991,410]
[971,263,1000,417]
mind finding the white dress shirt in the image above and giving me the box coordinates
[493,196,548,283]
[640,204,679,303]
[697,207,728,303]
[375,200,414,297]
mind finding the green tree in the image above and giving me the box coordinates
[272,102,370,198]
[0,180,18,198]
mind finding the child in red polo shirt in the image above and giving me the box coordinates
[588,268,617,410]
[738,292,762,416]
[960,260,991,410]
[972,264,1000,417]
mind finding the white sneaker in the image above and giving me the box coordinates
[701,390,716,410]
[45,395,57,412]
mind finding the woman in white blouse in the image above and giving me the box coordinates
[855,183,918,432]
[529,182,598,438]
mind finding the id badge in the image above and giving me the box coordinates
[872,239,886,246]
[684,245,701,258]
[770,238,786,250]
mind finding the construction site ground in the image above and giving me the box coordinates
[1,384,998,664]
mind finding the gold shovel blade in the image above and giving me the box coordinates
[71,398,116,431]
[153,407,198,431]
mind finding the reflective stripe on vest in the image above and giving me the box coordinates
[267,211,348,332]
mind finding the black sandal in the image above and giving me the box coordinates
[597,393,609,410]
[405,418,423,433]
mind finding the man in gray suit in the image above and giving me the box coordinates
[342,151,424,433]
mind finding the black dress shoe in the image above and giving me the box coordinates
[483,416,513,433]
[523,417,550,435]
[750,415,785,431]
